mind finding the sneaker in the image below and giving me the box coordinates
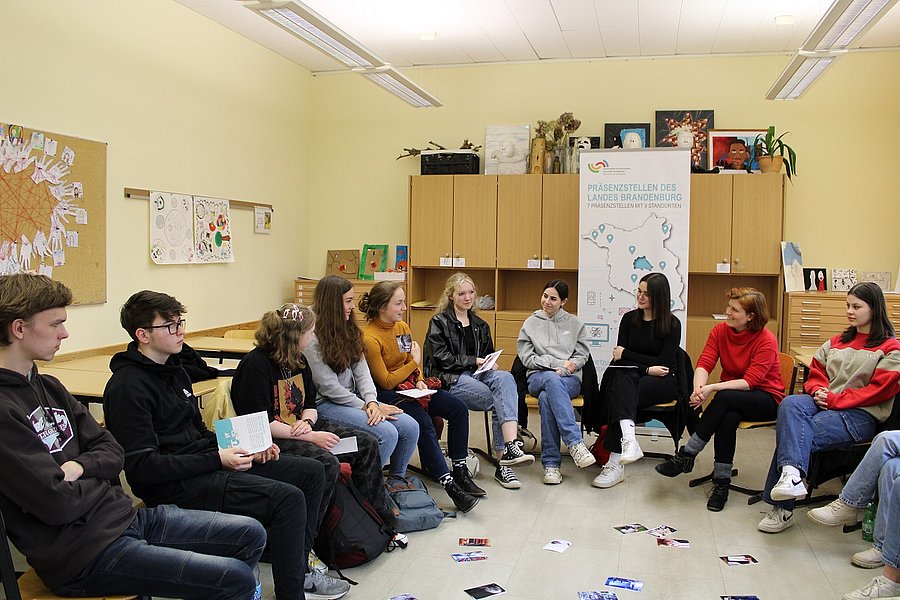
[807,498,861,527]
[757,507,794,533]
[494,465,521,489]
[592,463,624,488]
[851,547,885,569]
[304,570,350,600]
[771,470,808,501]
[654,447,695,477]
[569,441,597,468]
[500,441,535,467]
[706,479,730,512]
[543,466,563,485]
[842,575,900,600]
[619,437,644,465]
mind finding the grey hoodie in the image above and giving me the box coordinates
[517,308,590,381]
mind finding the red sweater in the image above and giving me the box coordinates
[804,332,900,419]
[696,323,785,402]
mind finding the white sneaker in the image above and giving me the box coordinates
[852,547,885,569]
[758,507,794,533]
[619,438,644,465]
[807,498,861,527]
[543,466,563,485]
[569,441,596,468]
[842,575,900,600]
[592,463,624,488]
[770,470,808,501]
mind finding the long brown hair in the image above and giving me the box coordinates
[312,275,364,372]
[840,282,895,347]
[254,303,315,371]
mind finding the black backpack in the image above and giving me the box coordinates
[314,469,394,570]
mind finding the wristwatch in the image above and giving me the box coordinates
[302,418,315,427]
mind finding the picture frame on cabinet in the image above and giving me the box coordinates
[831,268,858,292]
[707,129,766,171]
[803,267,828,291]
[781,241,804,292]
[359,244,388,280]
[484,124,530,175]
[860,271,891,291]
[655,110,714,167]
[567,135,601,173]
[604,123,650,149]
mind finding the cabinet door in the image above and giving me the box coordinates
[410,176,453,267]
[688,175,733,273]
[452,175,497,268]
[541,174,579,269]
[731,174,783,274]
[497,175,542,268]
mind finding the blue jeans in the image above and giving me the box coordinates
[527,370,583,467]
[763,394,878,509]
[878,455,900,568]
[54,505,265,600]
[835,432,900,557]
[316,399,419,476]
[452,370,518,451]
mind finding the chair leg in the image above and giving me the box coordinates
[688,469,739,488]
[469,411,498,467]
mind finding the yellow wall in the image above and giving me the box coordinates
[2,1,313,351]
[309,52,900,280]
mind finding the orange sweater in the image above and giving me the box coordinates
[362,319,422,389]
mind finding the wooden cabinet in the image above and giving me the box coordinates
[783,291,900,352]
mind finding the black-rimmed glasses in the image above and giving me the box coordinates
[143,319,186,335]
[278,303,304,322]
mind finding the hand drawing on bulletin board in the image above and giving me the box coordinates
[194,196,234,263]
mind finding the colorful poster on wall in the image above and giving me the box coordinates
[150,192,194,264]
[194,196,233,263]
[577,148,691,376]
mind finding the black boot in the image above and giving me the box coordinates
[453,464,486,497]
[655,446,696,477]
[707,478,730,512]
[444,479,479,513]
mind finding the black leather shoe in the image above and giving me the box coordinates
[707,479,730,512]
[444,479,480,513]
[655,446,696,477]
[453,465,487,497]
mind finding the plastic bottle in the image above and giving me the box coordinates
[253,564,262,600]
[862,501,876,542]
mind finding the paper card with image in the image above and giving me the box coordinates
[605,577,644,592]
[388,595,418,600]
[452,551,487,563]
[459,537,491,547]
[214,411,272,454]
[579,592,618,600]
[646,525,677,538]
[464,583,506,598]
[613,523,647,534]
[543,539,572,553]
[720,596,761,599]
[656,538,690,548]
[719,554,758,566]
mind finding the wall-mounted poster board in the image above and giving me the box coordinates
[0,122,107,304]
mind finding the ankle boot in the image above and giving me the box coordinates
[707,478,730,512]
[444,479,479,513]
[452,464,486,497]
[655,446,696,477]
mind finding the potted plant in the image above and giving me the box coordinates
[754,125,797,181]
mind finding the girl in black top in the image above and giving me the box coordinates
[593,273,681,489]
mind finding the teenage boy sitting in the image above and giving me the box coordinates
[103,290,349,600]
[0,273,266,599]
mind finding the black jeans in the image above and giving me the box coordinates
[695,389,778,464]
[603,369,677,453]
[146,455,324,600]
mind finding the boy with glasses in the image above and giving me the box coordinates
[103,290,349,600]
[0,274,266,599]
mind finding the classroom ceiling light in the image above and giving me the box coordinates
[766,0,898,100]
[245,1,442,107]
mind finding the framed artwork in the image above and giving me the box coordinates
[395,245,408,271]
[569,135,601,150]
[860,271,891,291]
[655,110,715,166]
[781,241,804,292]
[803,268,828,292]
[831,268,858,292]
[707,129,766,171]
[325,249,360,279]
[604,123,650,148]
[484,124,529,174]
[359,244,388,280]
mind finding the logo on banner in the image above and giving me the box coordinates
[587,159,609,173]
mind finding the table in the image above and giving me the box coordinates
[185,336,256,361]
[40,366,224,404]
[46,354,114,372]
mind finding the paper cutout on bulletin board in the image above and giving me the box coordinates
[150,192,194,264]
[194,196,233,263]
[326,249,360,279]
[359,244,388,280]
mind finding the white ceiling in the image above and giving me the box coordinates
[176,0,900,73]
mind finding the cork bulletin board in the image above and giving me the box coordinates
[0,122,107,304]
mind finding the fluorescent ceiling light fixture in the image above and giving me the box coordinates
[359,67,443,108]
[766,0,898,99]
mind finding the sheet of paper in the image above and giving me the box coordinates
[474,349,503,375]
[330,436,358,455]
[542,539,571,553]
[396,388,438,399]
[214,411,272,454]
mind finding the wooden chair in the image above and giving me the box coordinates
[1,511,139,600]
[224,329,256,340]
[689,351,796,495]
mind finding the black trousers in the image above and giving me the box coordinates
[694,389,778,464]
[603,368,677,453]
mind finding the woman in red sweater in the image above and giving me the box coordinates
[656,287,785,511]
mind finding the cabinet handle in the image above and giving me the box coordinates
[455,253,460,258]
[533,255,538,260]
[800,317,820,321]
[800,333,818,337]
[801,301,822,305]
[800,325,819,329]
[734,258,741,264]
[800,309,820,313]
[544,255,549,260]
[722,258,729,263]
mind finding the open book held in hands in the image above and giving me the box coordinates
[473,349,503,375]
[215,411,273,455]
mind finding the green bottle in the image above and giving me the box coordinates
[862,501,876,542]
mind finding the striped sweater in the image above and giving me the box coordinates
[804,332,900,421]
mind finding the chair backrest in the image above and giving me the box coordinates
[224,329,255,340]
[0,510,23,600]
[777,351,796,394]
[200,377,236,430]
